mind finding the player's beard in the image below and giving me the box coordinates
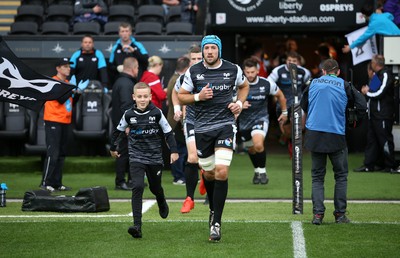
[204,55,219,67]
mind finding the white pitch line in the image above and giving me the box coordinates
[291,221,307,258]
[128,200,156,216]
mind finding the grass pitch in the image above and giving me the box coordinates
[0,152,400,257]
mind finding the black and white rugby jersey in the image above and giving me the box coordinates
[268,64,310,109]
[182,59,246,133]
[110,102,177,165]
[238,76,279,131]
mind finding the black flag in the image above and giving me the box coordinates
[0,36,76,112]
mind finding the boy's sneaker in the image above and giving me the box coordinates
[312,214,324,225]
[158,199,169,219]
[333,212,350,224]
[180,196,195,213]
[199,169,207,195]
[260,173,269,184]
[128,225,142,238]
[57,185,72,191]
[40,185,55,193]
[209,223,221,242]
[253,172,260,184]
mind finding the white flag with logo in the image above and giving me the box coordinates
[345,26,378,66]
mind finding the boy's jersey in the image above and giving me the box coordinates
[115,103,176,165]
[238,76,278,131]
[182,59,246,133]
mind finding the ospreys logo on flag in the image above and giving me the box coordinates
[0,36,76,112]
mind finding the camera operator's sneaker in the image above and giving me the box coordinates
[353,165,373,172]
[253,172,260,184]
[333,211,350,224]
[209,223,221,242]
[312,214,324,225]
[128,225,142,238]
[260,173,269,184]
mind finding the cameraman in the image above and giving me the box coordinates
[301,59,350,225]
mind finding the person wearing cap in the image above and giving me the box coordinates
[178,35,249,242]
[300,59,350,225]
[40,58,79,193]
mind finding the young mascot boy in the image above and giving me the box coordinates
[110,82,179,238]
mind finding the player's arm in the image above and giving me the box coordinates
[275,89,288,124]
[172,83,183,121]
[159,112,179,163]
[229,67,249,115]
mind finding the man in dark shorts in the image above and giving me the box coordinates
[178,35,249,242]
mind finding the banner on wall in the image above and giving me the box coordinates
[211,0,365,30]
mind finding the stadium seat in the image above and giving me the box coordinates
[108,5,135,25]
[46,4,74,23]
[112,0,139,8]
[166,22,192,35]
[9,21,39,35]
[0,102,28,140]
[137,5,165,25]
[41,21,70,35]
[25,108,46,155]
[103,21,121,35]
[166,6,181,23]
[51,0,75,5]
[14,5,44,26]
[72,80,111,143]
[73,22,101,35]
[134,21,162,35]
[21,0,49,9]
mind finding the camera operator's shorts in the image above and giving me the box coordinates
[195,124,237,158]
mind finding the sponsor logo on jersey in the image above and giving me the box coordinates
[130,117,137,124]
[196,74,205,80]
[131,128,159,135]
[224,138,233,146]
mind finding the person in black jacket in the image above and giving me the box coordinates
[110,82,179,238]
[111,57,139,190]
[354,54,400,173]
[108,22,149,85]
[70,35,109,89]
